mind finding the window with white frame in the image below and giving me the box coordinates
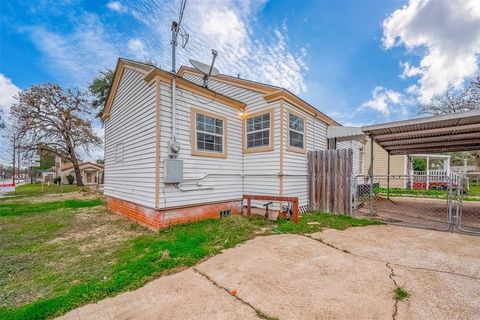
[195,112,225,154]
[246,112,271,148]
[288,113,305,149]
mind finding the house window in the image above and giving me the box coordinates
[287,111,306,152]
[191,108,227,158]
[115,142,124,162]
[244,109,274,153]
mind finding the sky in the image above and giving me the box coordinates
[1,0,480,164]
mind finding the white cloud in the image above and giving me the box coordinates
[0,74,20,115]
[22,0,308,94]
[107,1,127,13]
[383,0,480,103]
[131,0,308,93]
[360,86,407,115]
[127,38,148,59]
[25,14,120,86]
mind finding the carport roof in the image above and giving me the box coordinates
[362,110,480,155]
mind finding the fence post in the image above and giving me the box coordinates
[387,152,391,200]
[292,198,299,224]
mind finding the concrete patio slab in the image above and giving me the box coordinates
[58,269,258,320]
[195,234,395,320]
[311,225,480,278]
[58,225,480,320]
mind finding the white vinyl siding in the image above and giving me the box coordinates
[105,68,331,211]
[158,82,243,209]
[282,102,328,207]
[104,67,157,207]
[337,139,363,178]
[183,72,282,207]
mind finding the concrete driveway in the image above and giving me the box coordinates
[59,225,480,320]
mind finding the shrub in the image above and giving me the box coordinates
[53,177,61,184]
[66,174,75,185]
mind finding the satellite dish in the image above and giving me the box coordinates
[190,60,220,77]
[189,49,220,87]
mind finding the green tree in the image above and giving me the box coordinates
[89,70,114,120]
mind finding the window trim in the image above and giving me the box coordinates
[243,108,275,154]
[190,107,227,158]
[286,109,307,154]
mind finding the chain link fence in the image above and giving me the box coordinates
[351,174,480,234]
[453,177,480,235]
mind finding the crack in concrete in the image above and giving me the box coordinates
[303,234,403,319]
[386,263,399,320]
[192,268,278,320]
[302,234,479,280]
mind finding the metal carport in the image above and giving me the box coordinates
[358,110,480,234]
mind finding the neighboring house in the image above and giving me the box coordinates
[40,170,55,182]
[362,139,452,188]
[101,58,347,230]
[60,162,104,185]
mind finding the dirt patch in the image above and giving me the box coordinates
[49,207,143,253]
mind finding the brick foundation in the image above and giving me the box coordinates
[107,197,242,231]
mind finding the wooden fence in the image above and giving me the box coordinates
[307,149,353,214]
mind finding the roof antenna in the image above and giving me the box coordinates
[169,0,188,158]
[171,0,188,73]
[189,49,220,88]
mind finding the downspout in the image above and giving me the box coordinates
[169,21,180,157]
[172,77,177,143]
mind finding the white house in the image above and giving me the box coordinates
[102,58,343,230]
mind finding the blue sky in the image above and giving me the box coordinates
[1,0,480,163]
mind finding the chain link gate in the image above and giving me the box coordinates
[351,174,480,235]
[453,177,480,235]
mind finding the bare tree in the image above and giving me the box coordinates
[420,74,480,115]
[10,84,101,186]
[419,74,480,168]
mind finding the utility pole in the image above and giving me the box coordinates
[12,135,15,185]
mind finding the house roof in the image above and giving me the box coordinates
[61,162,104,172]
[101,58,245,120]
[362,110,480,155]
[178,66,340,126]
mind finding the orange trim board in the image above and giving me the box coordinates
[179,67,339,126]
[190,107,228,159]
[178,66,276,94]
[144,69,245,111]
[264,90,339,126]
[242,108,275,154]
[102,59,245,120]
[102,59,154,120]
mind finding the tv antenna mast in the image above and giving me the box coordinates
[189,49,220,88]
[169,0,189,158]
[171,0,189,72]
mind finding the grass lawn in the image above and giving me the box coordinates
[468,185,480,196]
[0,196,379,320]
[5,184,89,198]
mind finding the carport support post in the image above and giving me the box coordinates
[369,137,374,216]
[387,152,391,199]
